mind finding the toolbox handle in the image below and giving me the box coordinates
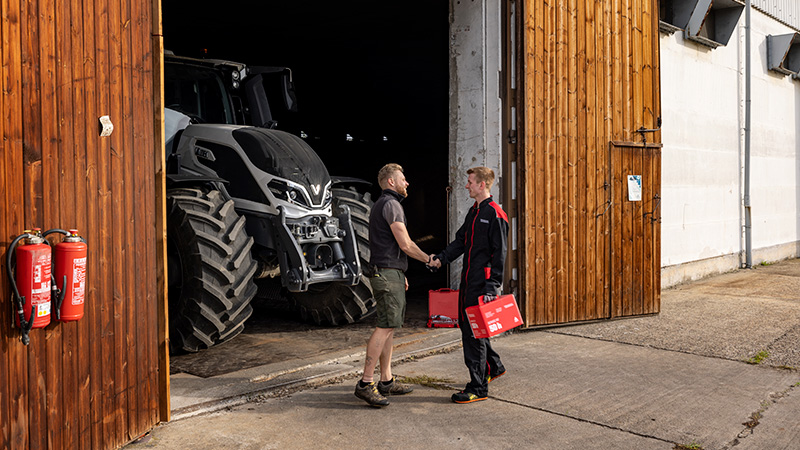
[430,288,456,293]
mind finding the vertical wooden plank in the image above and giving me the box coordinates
[0,0,22,447]
[546,0,557,324]
[127,0,144,434]
[583,0,597,320]
[152,0,171,422]
[69,0,93,447]
[632,0,643,131]
[107,0,128,444]
[653,146,661,313]
[647,0,661,317]
[632,148,644,315]
[117,0,138,439]
[623,146,634,316]
[567,0,579,322]
[599,0,611,319]
[643,147,655,314]
[91,0,114,445]
[609,0,626,140]
[39,0,65,446]
[620,0,631,138]
[143,0,161,427]
[574,0,587,321]
[554,0,562,323]
[20,0,49,445]
[80,0,103,445]
[532,0,546,326]
[4,0,29,446]
[55,0,80,446]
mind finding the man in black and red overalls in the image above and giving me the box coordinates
[429,166,509,404]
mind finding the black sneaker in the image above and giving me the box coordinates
[355,381,390,407]
[451,391,487,404]
[378,377,414,396]
[487,369,506,383]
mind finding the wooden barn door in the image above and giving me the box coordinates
[515,0,661,327]
[609,142,661,317]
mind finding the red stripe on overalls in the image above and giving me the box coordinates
[488,201,509,223]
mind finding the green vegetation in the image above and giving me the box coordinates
[746,350,770,365]
[674,442,703,450]
[398,375,455,390]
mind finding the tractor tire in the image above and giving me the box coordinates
[166,188,259,353]
[287,188,376,325]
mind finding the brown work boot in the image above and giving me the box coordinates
[378,376,414,396]
[355,381,389,407]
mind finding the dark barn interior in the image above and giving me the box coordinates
[162,1,452,373]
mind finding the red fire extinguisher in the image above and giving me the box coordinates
[45,229,87,321]
[6,229,52,344]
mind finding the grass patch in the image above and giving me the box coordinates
[398,375,455,390]
[746,350,769,365]
[674,442,703,450]
[759,260,772,266]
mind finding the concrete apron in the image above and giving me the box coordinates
[169,327,462,420]
[143,329,799,450]
[404,332,800,450]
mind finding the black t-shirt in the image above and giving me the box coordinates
[369,189,408,271]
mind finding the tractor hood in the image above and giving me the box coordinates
[232,127,331,205]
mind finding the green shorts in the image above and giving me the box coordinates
[369,268,406,328]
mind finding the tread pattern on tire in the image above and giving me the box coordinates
[167,188,258,352]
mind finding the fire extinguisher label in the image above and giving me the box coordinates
[37,302,51,317]
[72,257,87,305]
[32,253,51,315]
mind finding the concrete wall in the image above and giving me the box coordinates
[660,9,800,286]
[447,0,503,285]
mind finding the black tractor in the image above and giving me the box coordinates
[164,53,374,353]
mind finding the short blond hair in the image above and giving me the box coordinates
[467,166,495,190]
[377,163,403,189]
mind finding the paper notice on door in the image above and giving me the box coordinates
[627,175,642,201]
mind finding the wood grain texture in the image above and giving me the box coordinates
[0,0,161,447]
[520,0,661,327]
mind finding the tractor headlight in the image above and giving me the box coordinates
[268,179,310,208]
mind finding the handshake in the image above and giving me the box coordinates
[426,254,442,272]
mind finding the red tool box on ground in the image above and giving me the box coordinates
[427,288,459,328]
[466,294,523,338]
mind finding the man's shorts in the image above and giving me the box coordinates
[369,268,406,328]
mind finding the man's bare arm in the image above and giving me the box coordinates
[389,222,431,264]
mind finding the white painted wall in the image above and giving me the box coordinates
[447,0,503,286]
[660,9,800,286]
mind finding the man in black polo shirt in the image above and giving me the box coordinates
[354,163,433,407]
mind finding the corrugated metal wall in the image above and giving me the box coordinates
[0,0,165,448]
[753,0,800,31]
[517,0,662,326]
